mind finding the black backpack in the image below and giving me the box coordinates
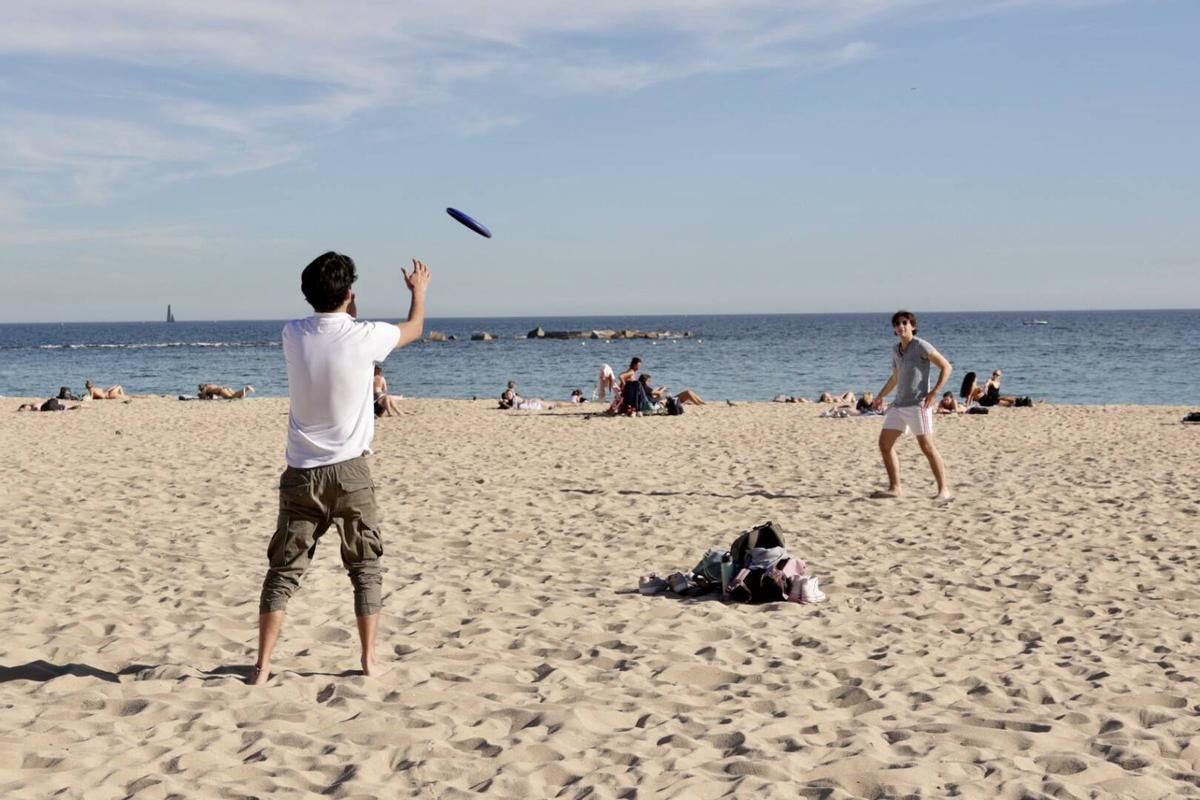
[40,397,65,412]
[665,396,684,415]
[57,386,80,401]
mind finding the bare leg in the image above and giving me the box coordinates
[385,395,403,415]
[916,434,952,500]
[874,428,903,498]
[356,613,390,677]
[251,610,285,685]
[676,389,705,405]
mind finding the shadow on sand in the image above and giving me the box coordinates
[0,660,360,685]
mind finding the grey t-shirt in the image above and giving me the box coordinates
[891,336,934,407]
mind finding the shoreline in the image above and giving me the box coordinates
[5,394,1198,409]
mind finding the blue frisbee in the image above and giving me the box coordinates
[446,207,492,238]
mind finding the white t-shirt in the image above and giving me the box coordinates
[282,313,401,468]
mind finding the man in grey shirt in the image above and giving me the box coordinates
[871,310,953,501]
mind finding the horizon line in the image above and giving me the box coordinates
[3,306,1198,325]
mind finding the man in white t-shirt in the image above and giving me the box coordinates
[251,251,430,685]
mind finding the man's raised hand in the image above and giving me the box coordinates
[403,259,431,294]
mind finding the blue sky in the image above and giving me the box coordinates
[1,0,1196,322]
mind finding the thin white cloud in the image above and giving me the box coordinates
[0,223,218,250]
[0,0,1116,210]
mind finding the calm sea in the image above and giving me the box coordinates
[1,311,1196,404]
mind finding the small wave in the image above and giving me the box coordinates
[4,341,281,352]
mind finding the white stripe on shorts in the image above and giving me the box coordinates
[882,405,934,436]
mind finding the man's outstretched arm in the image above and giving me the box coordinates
[395,259,431,349]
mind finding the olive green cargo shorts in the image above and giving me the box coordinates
[258,456,384,616]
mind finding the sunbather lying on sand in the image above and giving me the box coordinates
[198,383,255,399]
[84,380,125,399]
[499,381,558,410]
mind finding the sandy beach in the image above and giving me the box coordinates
[1,398,1198,799]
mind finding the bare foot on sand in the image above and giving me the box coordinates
[361,657,394,679]
[934,490,954,504]
[248,664,270,686]
[870,489,900,499]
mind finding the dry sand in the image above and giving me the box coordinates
[1,398,1198,799]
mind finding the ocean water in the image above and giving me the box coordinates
[1,310,1196,405]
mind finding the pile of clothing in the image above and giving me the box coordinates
[639,521,827,605]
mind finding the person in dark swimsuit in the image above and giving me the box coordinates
[979,370,1018,407]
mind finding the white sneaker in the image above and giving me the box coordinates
[800,576,826,603]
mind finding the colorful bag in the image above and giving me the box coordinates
[724,521,807,603]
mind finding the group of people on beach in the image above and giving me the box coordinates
[495,357,706,415]
[950,369,1032,410]
[39,247,1020,682]
[15,380,127,411]
[598,358,705,415]
[246,259,967,686]
[791,366,1033,419]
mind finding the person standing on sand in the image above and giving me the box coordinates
[871,310,953,501]
[250,251,430,686]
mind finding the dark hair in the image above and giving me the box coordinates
[890,310,918,333]
[301,251,357,312]
[629,357,641,369]
[959,371,977,399]
[374,365,383,375]
[639,373,651,384]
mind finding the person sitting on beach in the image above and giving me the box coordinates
[499,380,520,409]
[856,392,877,413]
[198,383,255,400]
[979,369,1020,407]
[619,373,658,415]
[935,391,962,414]
[607,357,642,413]
[618,358,641,388]
[499,380,556,411]
[960,372,985,408]
[569,389,585,404]
[84,380,125,400]
[372,366,403,416]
